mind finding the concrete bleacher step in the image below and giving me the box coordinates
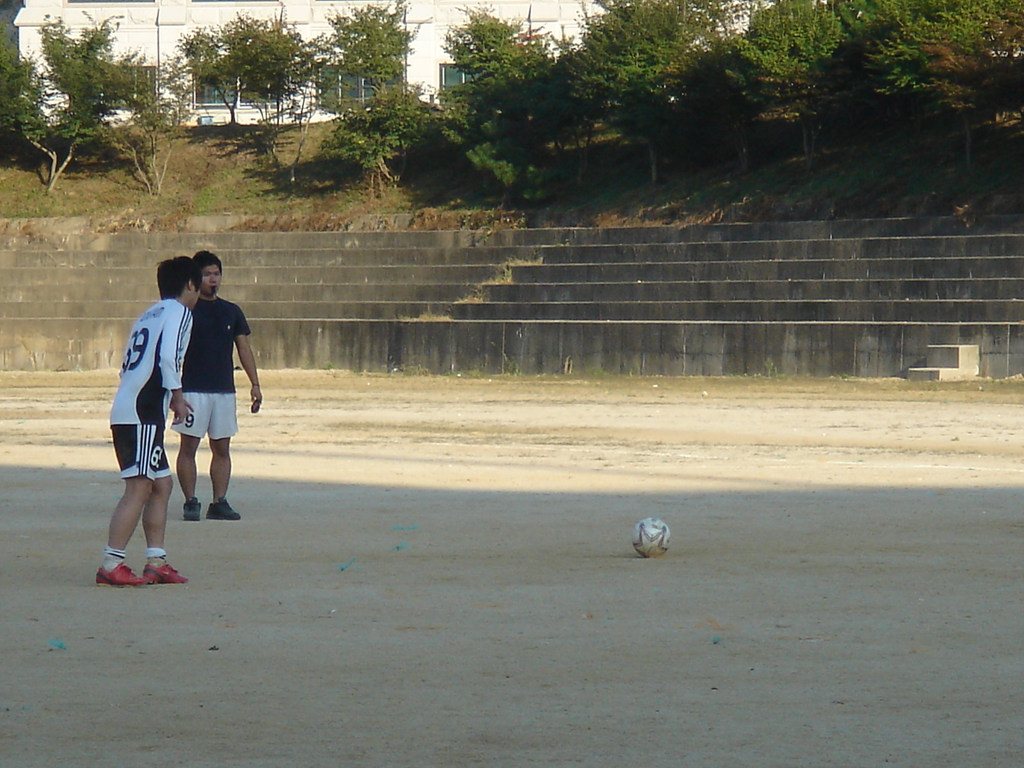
[0,280,480,304]
[481,277,1024,302]
[0,245,526,269]
[906,345,981,381]
[0,300,459,320]
[5,216,1024,376]
[491,215,1024,245]
[0,228,500,254]
[509,256,1024,283]
[451,299,1024,323]
[528,234,1024,263]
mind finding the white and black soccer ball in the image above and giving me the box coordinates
[632,517,670,558]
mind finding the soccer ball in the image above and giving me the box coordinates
[632,517,670,558]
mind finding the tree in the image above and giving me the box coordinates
[322,2,426,194]
[178,26,239,124]
[672,36,759,172]
[443,10,560,203]
[0,36,37,150]
[23,20,135,193]
[283,36,332,187]
[737,0,844,169]
[327,86,432,195]
[180,14,319,162]
[852,0,1024,167]
[982,0,1024,118]
[849,0,957,127]
[550,45,605,183]
[324,1,412,98]
[223,14,308,160]
[917,0,1024,167]
[572,0,733,184]
[108,56,193,195]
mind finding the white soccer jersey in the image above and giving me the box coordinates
[110,298,193,426]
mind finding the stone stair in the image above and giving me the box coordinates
[906,345,981,381]
[4,216,1024,376]
[0,230,512,370]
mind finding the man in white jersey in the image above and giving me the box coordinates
[98,256,202,587]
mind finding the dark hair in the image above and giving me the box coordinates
[157,256,202,299]
[193,249,223,273]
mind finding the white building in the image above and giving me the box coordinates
[14,0,594,123]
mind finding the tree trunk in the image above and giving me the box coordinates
[962,112,973,170]
[733,125,749,174]
[801,120,819,171]
[29,140,75,194]
[575,124,593,185]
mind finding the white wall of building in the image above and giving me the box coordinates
[14,0,594,124]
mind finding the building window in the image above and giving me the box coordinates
[107,65,157,108]
[127,65,157,100]
[439,64,470,91]
[318,68,389,111]
[195,79,236,108]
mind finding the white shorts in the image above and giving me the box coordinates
[172,392,239,440]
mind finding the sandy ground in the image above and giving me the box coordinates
[1,370,1022,768]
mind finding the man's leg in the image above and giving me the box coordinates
[176,434,202,500]
[139,475,188,584]
[98,476,153,585]
[107,476,154,550]
[206,437,241,520]
[209,437,232,501]
[177,434,203,520]
[141,475,173,550]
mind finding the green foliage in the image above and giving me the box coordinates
[5,0,1024,209]
[320,3,421,195]
[23,20,137,193]
[444,11,547,79]
[0,36,36,146]
[327,86,433,195]
[465,141,519,190]
[178,26,238,121]
[180,15,313,162]
[843,0,1024,166]
[671,37,758,171]
[443,10,562,203]
[741,0,843,105]
[325,2,412,91]
[738,0,843,167]
[570,0,732,183]
[107,56,193,195]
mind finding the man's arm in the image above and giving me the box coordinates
[235,333,262,413]
[169,388,192,424]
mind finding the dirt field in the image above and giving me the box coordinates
[1,370,1021,768]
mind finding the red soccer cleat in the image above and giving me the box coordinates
[96,562,145,587]
[142,562,189,585]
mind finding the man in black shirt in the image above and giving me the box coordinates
[173,250,262,521]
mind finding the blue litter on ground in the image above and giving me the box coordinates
[47,638,67,650]
[392,541,410,551]
[337,558,356,571]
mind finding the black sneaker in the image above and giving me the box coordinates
[183,497,201,522]
[207,497,241,521]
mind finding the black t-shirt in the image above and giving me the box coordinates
[181,297,251,393]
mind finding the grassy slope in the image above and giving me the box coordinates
[1,113,1023,230]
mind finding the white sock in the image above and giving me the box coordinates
[102,547,126,572]
[146,547,167,560]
